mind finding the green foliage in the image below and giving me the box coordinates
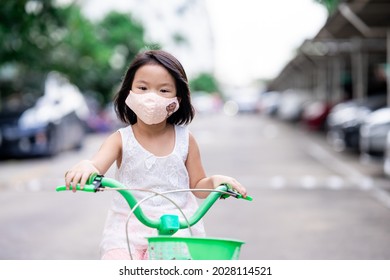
[55,9,146,103]
[0,0,68,96]
[189,72,219,94]
[0,0,147,105]
[314,0,339,15]
[172,32,188,45]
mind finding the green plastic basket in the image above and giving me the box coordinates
[147,236,244,260]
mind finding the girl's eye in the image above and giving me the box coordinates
[138,86,147,91]
[160,89,170,93]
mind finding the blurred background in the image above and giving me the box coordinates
[1,0,390,260]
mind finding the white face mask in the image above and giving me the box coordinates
[125,91,179,125]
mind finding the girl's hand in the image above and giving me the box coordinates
[64,160,100,192]
[211,175,247,198]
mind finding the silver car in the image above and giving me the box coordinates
[0,72,89,158]
[384,130,390,177]
[360,107,390,159]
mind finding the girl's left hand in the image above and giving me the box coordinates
[211,175,247,198]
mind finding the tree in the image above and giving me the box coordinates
[0,0,148,107]
[0,0,69,100]
[189,72,220,94]
[93,11,146,103]
[51,9,146,103]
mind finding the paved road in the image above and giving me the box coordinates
[1,113,390,259]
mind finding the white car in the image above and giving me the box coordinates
[0,72,89,158]
[360,107,390,159]
[277,90,311,122]
[384,130,390,177]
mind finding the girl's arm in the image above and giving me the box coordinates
[186,132,247,199]
[65,131,122,192]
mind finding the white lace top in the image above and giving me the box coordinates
[99,125,206,256]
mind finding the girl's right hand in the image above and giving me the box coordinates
[64,160,100,192]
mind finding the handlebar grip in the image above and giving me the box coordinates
[56,184,97,192]
[220,184,253,201]
[236,193,253,201]
[57,174,104,193]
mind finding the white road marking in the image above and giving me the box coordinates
[305,140,390,209]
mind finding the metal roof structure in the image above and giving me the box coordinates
[269,0,390,105]
[316,0,390,39]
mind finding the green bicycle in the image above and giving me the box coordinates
[56,173,252,260]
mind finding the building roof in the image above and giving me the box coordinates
[316,0,390,39]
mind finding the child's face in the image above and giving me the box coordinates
[132,64,177,99]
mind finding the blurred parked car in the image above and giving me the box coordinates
[191,91,222,114]
[258,91,281,116]
[277,90,311,122]
[326,94,387,152]
[223,86,261,115]
[301,100,333,131]
[0,72,89,158]
[84,97,117,133]
[360,107,390,159]
[229,94,260,114]
[384,131,390,177]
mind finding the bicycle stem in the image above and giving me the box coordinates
[102,177,160,229]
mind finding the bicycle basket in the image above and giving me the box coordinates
[147,236,244,260]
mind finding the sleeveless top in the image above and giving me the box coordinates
[99,125,206,256]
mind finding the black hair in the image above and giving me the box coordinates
[114,50,195,125]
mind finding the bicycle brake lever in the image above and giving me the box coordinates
[91,174,104,192]
[220,184,253,201]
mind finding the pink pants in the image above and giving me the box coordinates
[101,248,149,260]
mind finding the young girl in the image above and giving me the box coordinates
[64,50,247,260]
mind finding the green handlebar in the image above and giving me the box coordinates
[56,185,96,192]
[56,174,252,233]
[57,176,159,229]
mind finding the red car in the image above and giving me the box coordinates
[301,100,333,131]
